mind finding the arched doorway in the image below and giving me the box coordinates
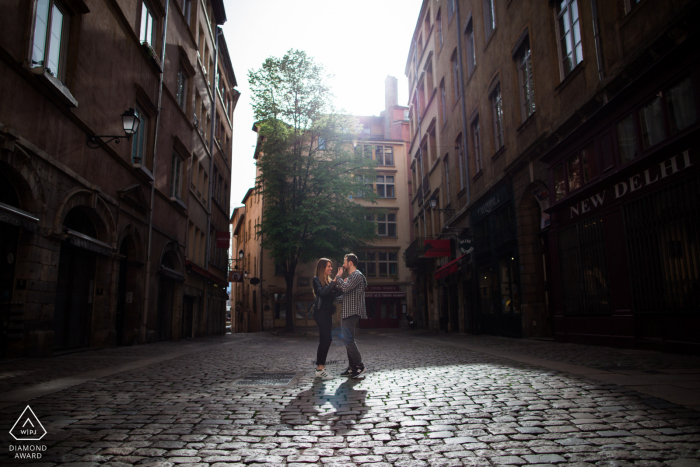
[54,208,98,350]
[116,235,142,346]
[0,171,21,357]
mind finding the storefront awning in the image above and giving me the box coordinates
[434,254,466,280]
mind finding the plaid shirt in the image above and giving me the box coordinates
[337,270,368,319]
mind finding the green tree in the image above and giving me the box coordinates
[248,49,378,332]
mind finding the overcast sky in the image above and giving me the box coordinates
[221,0,423,212]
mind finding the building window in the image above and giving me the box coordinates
[516,38,535,121]
[465,19,476,77]
[378,252,398,277]
[376,146,394,166]
[437,10,443,50]
[556,0,583,77]
[182,0,191,25]
[376,175,395,198]
[616,113,637,164]
[624,0,643,14]
[274,293,286,319]
[447,0,454,21]
[491,84,504,150]
[176,65,187,109]
[377,213,397,237]
[31,0,69,81]
[140,1,157,47]
[356,173,373,198]
[170,154,183,199]
[455,134,464,190]
[357,252,376,277]
[451,50,460,102]
[483,0,496,40]
[472,117,482,173]
[131,105,149,165]
[444,155,451,205]
[440,79,447,126]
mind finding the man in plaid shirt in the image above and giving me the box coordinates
[334,253,367,378]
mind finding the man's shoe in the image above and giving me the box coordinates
[340,367,353,377]
[351,367,366,379]
[315,368,333,380]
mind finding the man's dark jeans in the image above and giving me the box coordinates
[341,314,363,369]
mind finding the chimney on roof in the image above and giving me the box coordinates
[385,75,398,110]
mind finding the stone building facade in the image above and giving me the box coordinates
[0,0,237,357]
[404,0,699,350]
[230,77,414,332]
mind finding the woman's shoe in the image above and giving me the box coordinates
[315,368,333,380]
[340,367,353,377]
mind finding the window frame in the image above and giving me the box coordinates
[482,0,496,41]
[140,1,158,47]
[439,79,447,126]
[516,37,535,121]
[451,50,460,102]
[437,9,443,50]
[465,19,476,78]
[30,0,70,83]
[376,175,395,198]
[176,63,188,109]
[170,152,184,200]
[491,83,504,151]
[377,213,397,237]
[552,140,599,201]
[472,116,482,173]
[555,0,583,78]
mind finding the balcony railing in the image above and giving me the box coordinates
[404,236,437,269]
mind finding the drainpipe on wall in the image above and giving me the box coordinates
[141,0,170,344]
[412,41,428,238]
[454,0,471,207]
[591,0,605,83]
[204,26,221,333]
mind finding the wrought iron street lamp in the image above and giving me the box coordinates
[87,108,141,149]
[429,195,455,217]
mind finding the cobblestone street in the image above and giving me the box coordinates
[1,330,699,466]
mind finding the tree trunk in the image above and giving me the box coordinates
[284,266,296,333]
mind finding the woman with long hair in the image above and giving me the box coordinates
[312,258,342,379]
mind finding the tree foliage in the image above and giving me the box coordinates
[248,49,377,331]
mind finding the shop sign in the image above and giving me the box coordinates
[423,239,451,257]
[229,270,243,282]
[216,231,231,248]
[569,150,693,219]
[472,184,509,223]
[365,292,406,298]
[458,231,473,256]
[366,285,400,291]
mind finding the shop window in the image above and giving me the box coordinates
[616,113,637,164]
[623,174,700,313]
[478,264,495,314]
[639,96,665,149]
[555,143,598,199]
[499,256,520,313]
[667,77,697,134]
[274,293,286,319]
[557,214,610,315]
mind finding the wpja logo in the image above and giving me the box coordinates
[8,406,48,459]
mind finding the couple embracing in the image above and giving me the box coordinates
[312,253,367,380]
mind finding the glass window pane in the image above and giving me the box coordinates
[554,163,566,201]
[616,113,637,164]
[639,97,664,149]
[378,252,387,261]
[379,263,388,277]
[567,154,581,191]
[377,214,386,221]
[388,252,398,261]
[366,252,375,261]
[376,175,384,183]
[140,3,148,43]
[47,5,64,77]
[388,214,396,221]
[667,77,697,133]
[581,144,597,183]
[389,263,397,276]
[376,146,383,165]
[378,224,386,235]
[571,0,579,22]
[386,185,394,197]
[380,303,387,318]
[388,224,396,237]
[386,176,394,183]
[32,0,51,66]
[367,263,376,277]
[376,185,385,197]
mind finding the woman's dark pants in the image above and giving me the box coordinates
[314,311,332,365]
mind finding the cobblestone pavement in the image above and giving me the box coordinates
[1,330,699,466]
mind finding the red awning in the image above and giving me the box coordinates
[434,254,466,280]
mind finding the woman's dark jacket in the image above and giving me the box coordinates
[312,277,341,316]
